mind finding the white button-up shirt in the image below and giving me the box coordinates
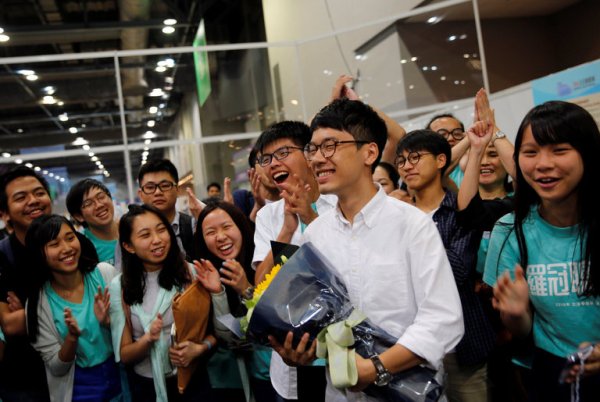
[252,193,337,399]
[302,187,464,402]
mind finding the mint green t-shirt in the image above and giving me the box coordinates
[84,228,117,266]
[45,268,114,367]
[483,207,600,358]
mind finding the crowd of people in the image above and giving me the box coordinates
[0,76,599,402]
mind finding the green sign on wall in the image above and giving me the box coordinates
[193,19,211,106]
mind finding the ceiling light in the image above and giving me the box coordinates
[162,26,175,34]
[58,113,68,121]
[60,178,65,182]
[147,120,155,127]
[91,156,98,162]
[290,99,299,106]
[16,158,23,164]
[72,137,88,146]
[26,74,39,81]
[48,172,54,177]
[431,66,438,71]
[43,86,56,95]
[0,28,3,34]
[17,128,23,133]
[163,18,177,26]
[149,106,158,114]
[18,69,35,76]
[440,76,447,81]
[55,175,61,180]
[98,164,104,169]
[422,66,429,71]
[155,66,167,73]
[34,166,41,172]
[25,163,33,168]
[42,96,57,105]
[143,147,149,151]
[459,34,467,40]
[81,124,86,128]
[143,131,157,139]
[159,103,165,109]
[448,35,457,42]
[400,59,407,64]
[165,77,174,84]
[411,56,418,62]
[69,127,78,134]
[82,144,90,150]
[0,34,10,42]
[142,151,149,157]
[144,139,151,145]
[464,54,470,59]
[95,161,102,166]
[58,101,64,106]
[454,80,460,85]
[409,84,415,89]
[42,170,48,175]
[2,152,10,157]
[427,16,442,24]
[88,152,95,157]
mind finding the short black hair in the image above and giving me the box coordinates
[207,182,221,192]
[310,99,387,172]
[0,166,51,212]
[426,113,465,131]
[255,121,312,153]
[248,146,259,169]
[396,129,452,175]
[137,159,179,185]
[66,178,112,226]
[376,161,400,190]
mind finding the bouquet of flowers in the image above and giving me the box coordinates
[245,241,444,402]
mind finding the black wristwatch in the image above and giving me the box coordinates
[370,354,392,386]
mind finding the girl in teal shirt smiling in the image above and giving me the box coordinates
[484,101,600,401]
[25,214,120,402]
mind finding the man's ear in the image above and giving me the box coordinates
[436,153,448,170]
[137,188,144,200]
[72,213,85,225]
[364,142,379,168]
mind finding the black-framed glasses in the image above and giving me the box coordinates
[81,191,110,210]
[436,128,465,140]
[257,146,304,167]
[395,152,432,169]
[140,180,176,194]
[303,139,369,161]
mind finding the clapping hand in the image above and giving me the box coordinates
[93,286,111,326]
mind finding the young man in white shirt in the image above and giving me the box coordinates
[271,99,464,402]
[253,121,336,402]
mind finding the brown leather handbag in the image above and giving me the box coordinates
[171,281,211,393]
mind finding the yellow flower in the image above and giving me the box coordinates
[254,263,282,299]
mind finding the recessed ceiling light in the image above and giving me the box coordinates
[0,34,11,42]
[2,152,11,157]
[17,128,23,133]
[147,120,155,127]
[25,163,33,168]
[91,156,98,162]
[143,131,157,139]
[42,96,57,105]
[144,139,151,145]
[72,137,88,146]
[411,56,418,62]
[82,145,90,150]
[88,152,95,157]
[149,106,158,114]
[69,127,78,134]
[58,113,68,122]
[163,18,177,26]
[162,26,175,34]
[155,66,167,73]
[400,59,407,64]
[18,69,35,76]
[427,16,442,24]
[26,74,39,81]
[448,35,457,42]
[34,166,41,172]
[290,99,299,106]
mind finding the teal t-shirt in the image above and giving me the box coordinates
[45,268,114,367]
[449,166,464,189]
[84,228,117,266]
[483,207,600,358]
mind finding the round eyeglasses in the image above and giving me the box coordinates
[303,139,369,161]
[436,128,465,140]
[394,151,432,169]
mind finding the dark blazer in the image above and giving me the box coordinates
[178,212,195,262]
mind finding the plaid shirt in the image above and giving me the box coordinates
[433,190,496,365]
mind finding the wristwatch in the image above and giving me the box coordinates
[370,354,392,386]
[241,286,255,301]
[492,129,506,145]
